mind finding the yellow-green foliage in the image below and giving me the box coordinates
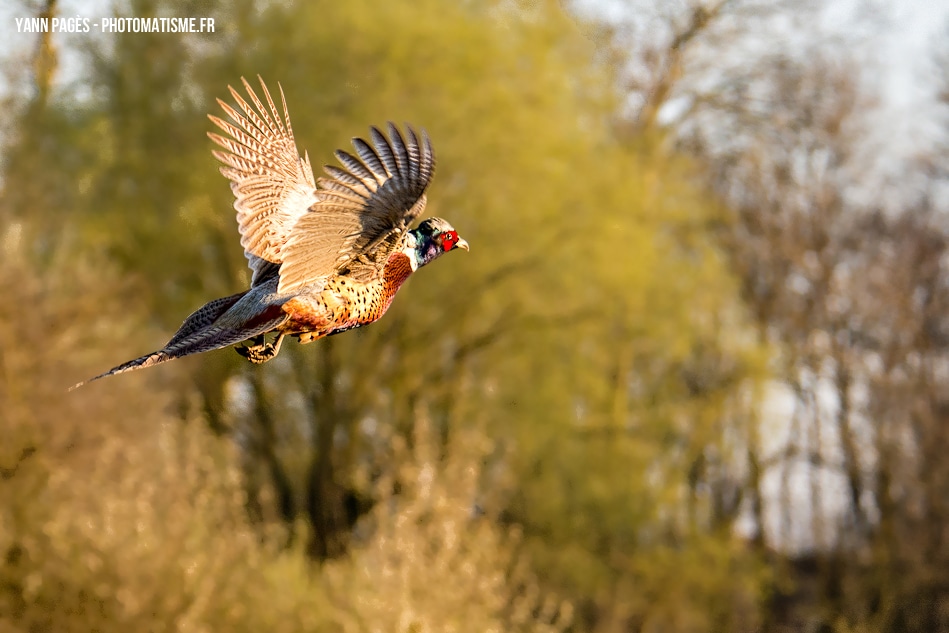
[317,415,572,633]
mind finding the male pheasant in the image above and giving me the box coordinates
[71,77,467,390]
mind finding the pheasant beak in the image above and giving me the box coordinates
[455,238,469,252]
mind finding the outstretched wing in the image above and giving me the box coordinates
[208,76,318,286]
[277,123,435,294]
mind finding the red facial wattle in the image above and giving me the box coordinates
[441,230,459,251]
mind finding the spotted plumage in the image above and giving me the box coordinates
[71,76,467,390]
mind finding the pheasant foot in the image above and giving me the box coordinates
[236,333,285,364]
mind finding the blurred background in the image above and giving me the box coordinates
[2,0,948,631]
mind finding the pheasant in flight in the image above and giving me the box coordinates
[71,77,467,390]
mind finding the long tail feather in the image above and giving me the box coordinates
[165,291,247,347]
[68,350,174,391]
[69,295,288,391]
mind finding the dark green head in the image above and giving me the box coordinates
[409,217,468,268]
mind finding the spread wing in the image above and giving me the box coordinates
[277,123,435,294]
[208,76,318,286]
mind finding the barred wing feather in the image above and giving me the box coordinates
[208,76,318,285]
[277,123,435,294]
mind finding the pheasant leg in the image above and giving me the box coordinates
[236,333,285,364]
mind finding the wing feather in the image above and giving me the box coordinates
[278,123,436,294]
[387,122,411,174]
[320,166,374,198]
[370,126,399,178]
[352,138,388,183]
[334,150,380,191]
[403,125,422,181]
[208,76,318,285]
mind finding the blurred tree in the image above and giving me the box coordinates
[642,14,949,633]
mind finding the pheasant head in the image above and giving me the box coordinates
[408,217,469,269]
